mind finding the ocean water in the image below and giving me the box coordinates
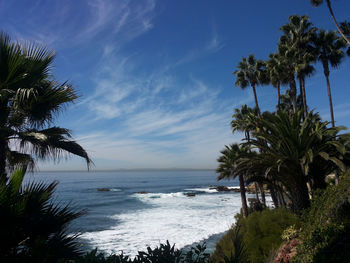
[27,170,249,256]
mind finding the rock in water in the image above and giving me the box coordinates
[97,188,110,192]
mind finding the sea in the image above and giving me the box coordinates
[27,170,251,257]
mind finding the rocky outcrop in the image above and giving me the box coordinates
[209,186,241,192]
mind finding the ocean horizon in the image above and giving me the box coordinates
[25,170,249,256]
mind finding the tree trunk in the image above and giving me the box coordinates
[239,174,248,218]
[251,84,260,115]
[289,77,297,113]
[259,182,266,206]
[269,184,279,208]
[322,61,335,127]
[277,83,281,110]
[254,182,260,203]
[291,183,310,212]
[0,137,7,181]
[279,191,286,207]
[326,0,350,45]
[299,77,308,118]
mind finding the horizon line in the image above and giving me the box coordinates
[35,168,217,173]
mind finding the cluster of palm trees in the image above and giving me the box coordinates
[217,14,350,217]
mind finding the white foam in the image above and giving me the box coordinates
[185,187,218,193]
[110,188,122,192]
[81,191,243,256]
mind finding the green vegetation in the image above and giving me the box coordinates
[211,209,299,263]
[0,32,91,180]
[292,172,350,262]
[1,1,350,262]
[215,6,350,262]
[0,166,84,263]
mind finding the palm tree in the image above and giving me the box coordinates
[266,53,288,109]
[340,21,350,56]
[310,0,350,45]
[217,144,249,218]
[233,54,267,114]
[0,32,91,179]
[277,44,299,113]
[233,110,349,211]
[312,29,345,127]
[0,166,84,262]
[231,105,262,203]
[279,15,316,116]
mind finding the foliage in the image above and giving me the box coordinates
[0,32,91,179]
[74,242,210,263]
[219,225,248,263]
[233,110,350,211]
[211,209,299,263]
[240,209,300,263]
[281,225,300,241]
[0,166,84,263]
[292,173,350,262]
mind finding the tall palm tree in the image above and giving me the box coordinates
[312,29,345,127]
[233,54,267,114]
[0,32,91,179]
[310,0,350,45]
[217,144,249,218]
[266,53,288,109]
[279,15,316,116]
[231,105,262,203]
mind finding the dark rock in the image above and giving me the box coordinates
[214,186,230,192]
[185,193,196,197]
[138,191,148,194]
[97,188,110,192]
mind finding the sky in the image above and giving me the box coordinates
[1,0,350,170]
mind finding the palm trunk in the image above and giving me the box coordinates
[0,137,7,181]
[269,185,279,208]
[239,174,248,218]
[254,182,260,203]
[326,0,350,45]
[279,191,286,207]
[322,60,335,127]
[277,83,281,110]
[246,131,260,203]
[251,84,260,115]
[299,77,308,118]
[291,183,310,212]
[302,78,308,115]
[259,182,266,206]
[326,75,335,127]
[289,77,297,113]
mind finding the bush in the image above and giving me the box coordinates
[74,241,210,263]
[210,209,300,263]
[292,173,350,262]
[0,167,84,263]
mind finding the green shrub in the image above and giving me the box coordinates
[210,209,300,263]
[0,167,84,263]
[292,173,350,262]
[74,242,210,263]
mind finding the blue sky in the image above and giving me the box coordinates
[1,0,350,170]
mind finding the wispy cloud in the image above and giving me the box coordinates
[2,0,156,48]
